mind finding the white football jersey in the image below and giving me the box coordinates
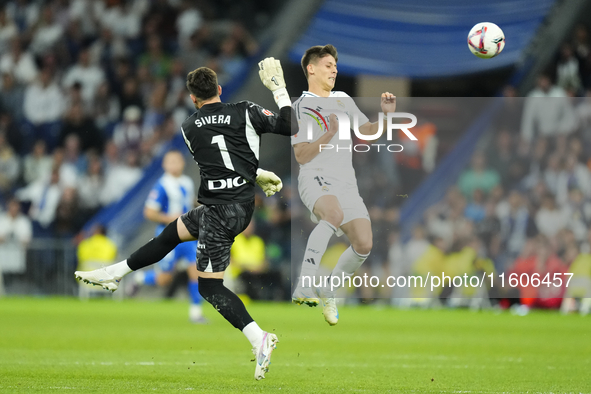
[291,91,369,181]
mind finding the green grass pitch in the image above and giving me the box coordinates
[0,297,589,393]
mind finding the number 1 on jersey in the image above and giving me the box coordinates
[211,135,235,171]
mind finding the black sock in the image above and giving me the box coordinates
[127,219,181,271]
[198,277,254,330]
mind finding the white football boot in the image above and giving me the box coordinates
[316,288,339,326]
[291,286,319,307]
[75,267,121,292]
[320,297,339,326]
[253,332,279,380]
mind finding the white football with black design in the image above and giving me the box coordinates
[468,22,505,59]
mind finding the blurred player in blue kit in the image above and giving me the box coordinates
[128,150,206,324]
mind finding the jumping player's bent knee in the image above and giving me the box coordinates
[315,206,343,228]
[353,239,372,256]
[314,196,344,228]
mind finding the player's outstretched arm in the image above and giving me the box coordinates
[270,105,297,137]
[357,92,396,136]
[258,57,291,109]
[255,57,297,137]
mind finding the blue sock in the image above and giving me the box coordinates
[143,270,157,286]
[188,280,202,305]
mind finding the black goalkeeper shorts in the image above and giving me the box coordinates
[180,200,255,273]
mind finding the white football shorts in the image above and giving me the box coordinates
[298,169,370,237]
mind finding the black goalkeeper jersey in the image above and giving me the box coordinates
[181,101,295,205]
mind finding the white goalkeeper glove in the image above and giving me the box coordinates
[256,168,283,197]
[258,57,291,108]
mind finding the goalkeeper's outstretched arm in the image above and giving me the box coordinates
[274,106,297,136]
[259,57,291,108]
[253,57,295,196]
[258,57,298,136]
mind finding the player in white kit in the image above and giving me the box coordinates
[291,45,396,325]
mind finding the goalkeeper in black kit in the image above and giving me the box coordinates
[75,58,296,380]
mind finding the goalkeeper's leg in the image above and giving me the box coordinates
[293,195,341,306]
[192,201,277,380]
[75,219,193,291]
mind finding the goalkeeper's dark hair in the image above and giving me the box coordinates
[301,44,338,79]
[186,67,218,101]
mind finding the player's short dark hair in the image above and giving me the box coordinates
[186,67,218,101]
[301,44,338,79]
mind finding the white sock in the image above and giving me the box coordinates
[298,220,336,286]
[329,246,369,293]
[189,304,203,320]
[243,321,264,349]
[105,260,133,278]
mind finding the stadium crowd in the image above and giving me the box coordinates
[0,0,271,239]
